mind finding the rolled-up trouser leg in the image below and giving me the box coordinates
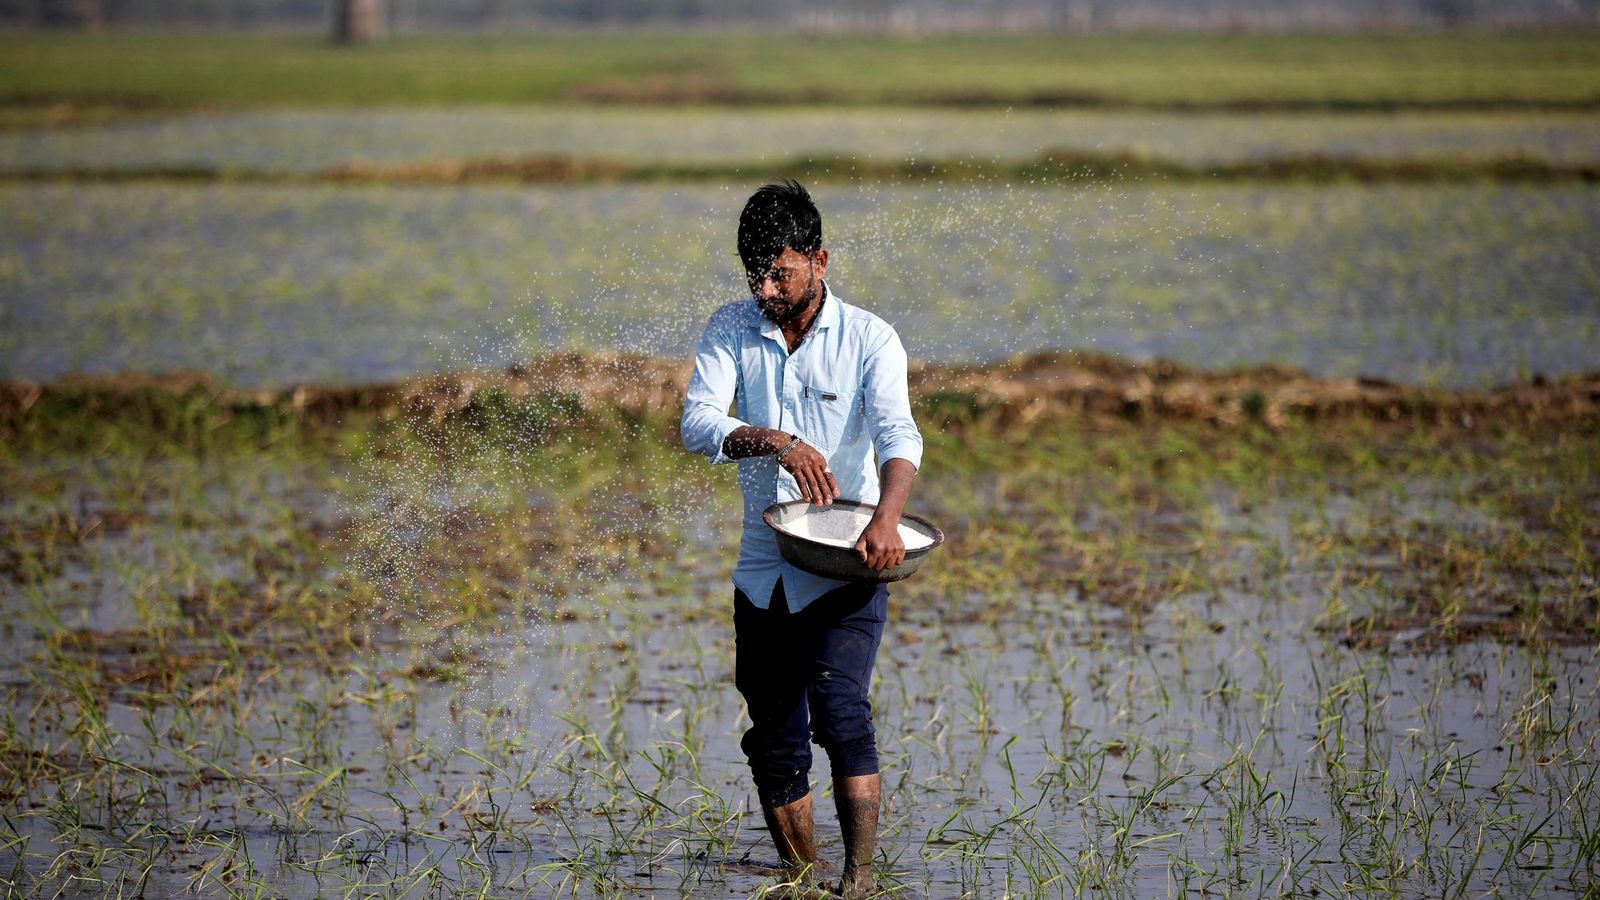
[735,585,812,808]
[736,580,889,805]
[809,582,888,777]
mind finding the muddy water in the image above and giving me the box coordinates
[12,589,1583,896]
[3,465,1594,897]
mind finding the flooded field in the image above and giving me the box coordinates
[1,385,1595,896]
[3,31,1598,895]
[5,108,1599,173]
[2,181,1596,390]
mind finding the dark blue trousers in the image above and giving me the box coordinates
[734,578,889,809]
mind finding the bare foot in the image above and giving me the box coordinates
[837,864,874,899]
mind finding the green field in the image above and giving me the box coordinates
[5,32,1600,112]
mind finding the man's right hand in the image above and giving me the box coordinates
[779,441,838,506]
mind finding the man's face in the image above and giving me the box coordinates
[747,246,828,326]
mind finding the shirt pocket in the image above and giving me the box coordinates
[800,379,855,453]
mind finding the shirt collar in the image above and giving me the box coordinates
[754,280,839,343]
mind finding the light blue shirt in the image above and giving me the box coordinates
[681,283,924,613]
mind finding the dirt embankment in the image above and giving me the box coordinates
[11,152,1599,186]
[4,351,1597,432]
[565,80,1600,113]
[909,352,1600,429]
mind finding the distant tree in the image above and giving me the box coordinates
[1370,0,1401,27]
[1083,0,1111,30]
[37,0,105,28]
[333,0,385,42]
[478,0,506,29]
[1422,0,1475,26]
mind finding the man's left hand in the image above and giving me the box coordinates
[855,516,906,571]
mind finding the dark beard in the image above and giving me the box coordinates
[759,279,820,325]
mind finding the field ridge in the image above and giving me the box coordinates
[7,150,1598,185]
[6,350,1597,433]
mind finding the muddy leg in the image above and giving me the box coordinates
[834,773,880,899]
[763,791,819,874]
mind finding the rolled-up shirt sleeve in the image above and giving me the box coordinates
[861,327,923,472]
[681,312,747,465]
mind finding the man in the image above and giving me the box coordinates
[681,181,922,898]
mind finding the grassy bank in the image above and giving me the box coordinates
[4,31,1600,113]
[5,352,1596,641]
[6,350,1595,656]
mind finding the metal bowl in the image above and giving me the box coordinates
[762,498,944,583]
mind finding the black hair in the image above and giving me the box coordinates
[737,179,822,274]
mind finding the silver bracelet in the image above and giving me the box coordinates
[775,434,802,463]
